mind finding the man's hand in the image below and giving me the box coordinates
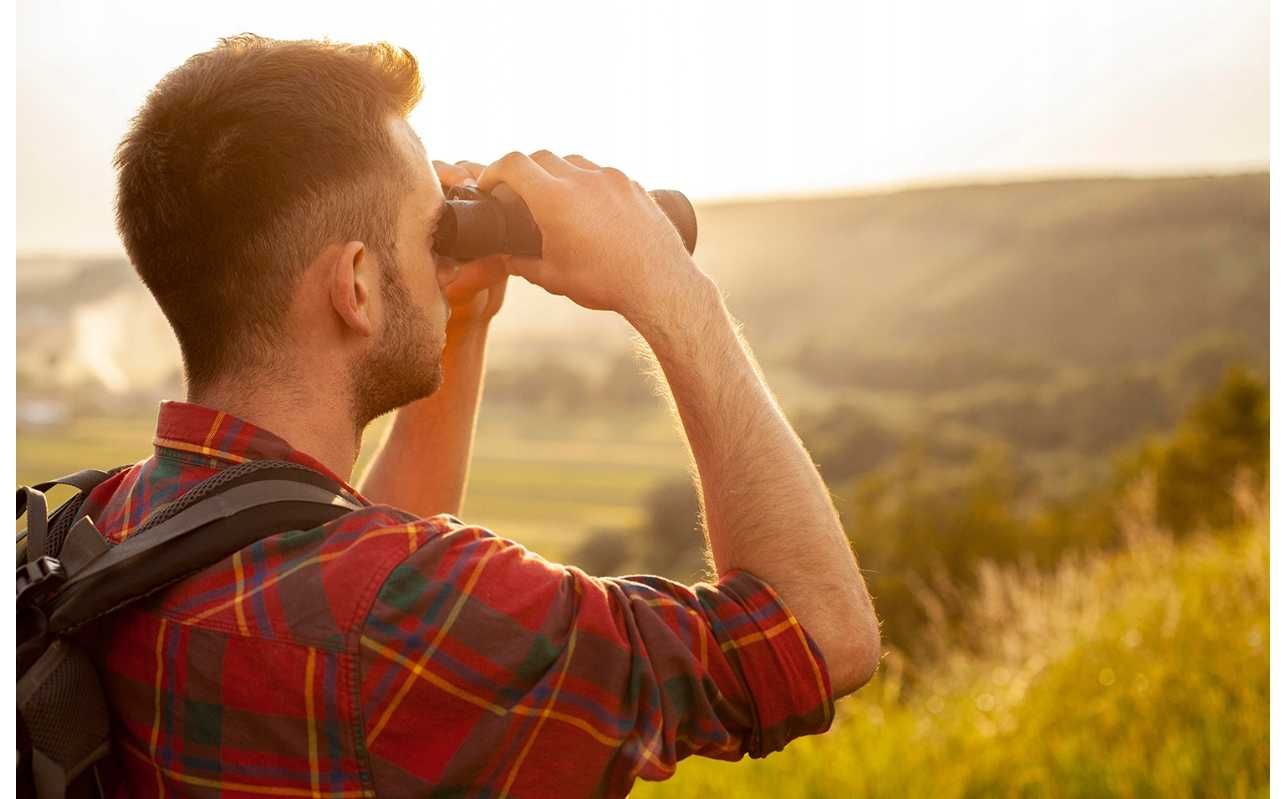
[434,160,509,330]
[476,151,705,327]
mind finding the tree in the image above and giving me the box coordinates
[1138,368,1268,536]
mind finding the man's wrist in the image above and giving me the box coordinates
[445,314,492,343]
[626,270,724,362]
[440,318,492,372]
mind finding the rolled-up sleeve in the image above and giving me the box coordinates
[358,523,835,796]
[596,570,835,766]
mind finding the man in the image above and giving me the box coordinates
[83,34,880,797]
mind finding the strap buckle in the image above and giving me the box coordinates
[16,556,66,607]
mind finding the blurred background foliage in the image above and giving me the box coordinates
[17,171,1269,796]
[633,490,1268,798]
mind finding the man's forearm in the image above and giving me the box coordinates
[630,275,881,696]
[356,322,490,517]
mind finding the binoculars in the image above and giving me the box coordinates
[433,184,698,260]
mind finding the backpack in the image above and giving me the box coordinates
[16,459,362,798]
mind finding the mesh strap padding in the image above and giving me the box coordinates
[133,459,345,534]
[17,638,112,791]
[40,466,130,560]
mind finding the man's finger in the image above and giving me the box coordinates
[447,256,508,296]
[454,160,486,181]
[529,150,579,178]
[502,255,547,286]
[434,160,477,189]
[477,151,557,200]
[564,154,601,170]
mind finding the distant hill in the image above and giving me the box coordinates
[693,173,1268,370]
[17,172,1267,402]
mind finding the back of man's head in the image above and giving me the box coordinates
[114,34,423,394]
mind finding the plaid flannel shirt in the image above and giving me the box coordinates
[78,401,835,798]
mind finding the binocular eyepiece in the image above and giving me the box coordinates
[433,184,698,260]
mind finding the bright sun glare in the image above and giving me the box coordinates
[17,0,1269,254]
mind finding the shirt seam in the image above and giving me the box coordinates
[347,538,434,794]
[152,607,349,653]
[154,447,230,471]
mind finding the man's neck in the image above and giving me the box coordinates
[189,380,362,483]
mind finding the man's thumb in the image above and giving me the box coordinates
[503,256,546,286]
[450,256,508,294]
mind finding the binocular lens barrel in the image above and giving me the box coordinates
[435,184,698,260]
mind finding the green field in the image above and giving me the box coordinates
[18,414,157,487]
[18,404,690,563]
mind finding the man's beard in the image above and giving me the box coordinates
[349,253,444,429]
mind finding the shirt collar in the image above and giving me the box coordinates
[153,400,368,503]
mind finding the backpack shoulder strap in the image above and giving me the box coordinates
[41,461,361,633]
[17,461,360,798]
[18,466,130,567]
[17,467,126,522]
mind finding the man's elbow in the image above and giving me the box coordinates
[825,612,882,698]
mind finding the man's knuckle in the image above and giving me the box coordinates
[601,166,628,184]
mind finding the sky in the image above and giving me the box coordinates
[16,0,1270,254]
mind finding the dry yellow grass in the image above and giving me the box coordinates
[635,492,1269,798]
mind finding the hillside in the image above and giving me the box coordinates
[17,172,1268,406]
[695,173,1268,371]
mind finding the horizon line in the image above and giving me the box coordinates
[16,163,1269,260]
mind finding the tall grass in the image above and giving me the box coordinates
[635,496,1269,798]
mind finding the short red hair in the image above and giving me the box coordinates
[114,34,424,392]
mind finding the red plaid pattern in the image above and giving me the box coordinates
[77,401,835,797]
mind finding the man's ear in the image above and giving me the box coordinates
[329,240,375,337]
